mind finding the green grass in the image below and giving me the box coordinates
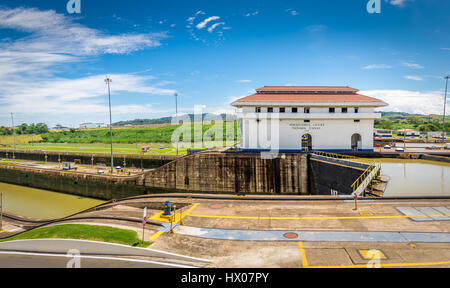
[37,123,240,144]
[0,224,152,248]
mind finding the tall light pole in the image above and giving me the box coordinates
[10,113,16,159]
[443,75,449,141]
[175,92,179,156]
[105,76,114,173]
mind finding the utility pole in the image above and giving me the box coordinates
[105,76,114,174]
[10,113,16,159]
[175,92,179,156]
[443,75,449,141]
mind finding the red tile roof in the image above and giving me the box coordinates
[233,93,386,104]
[255,86,359,92]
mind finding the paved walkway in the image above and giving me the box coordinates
[160,223,450,243]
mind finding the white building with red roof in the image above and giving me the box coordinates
[231,86,388,152]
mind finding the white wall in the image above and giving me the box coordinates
[242,118,374,151]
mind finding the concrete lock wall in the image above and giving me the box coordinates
[0,150,175,169]
[0,165,148,200]
[143,152,309,195]
[309,157,366,195]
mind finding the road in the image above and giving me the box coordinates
[0,251,195,268]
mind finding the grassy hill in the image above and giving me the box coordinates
[38,122,240,144]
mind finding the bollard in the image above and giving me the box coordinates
[353,193,358,211]
[169,215,175,234]
[180,206,185,226]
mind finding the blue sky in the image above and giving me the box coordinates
[0,0,449,127]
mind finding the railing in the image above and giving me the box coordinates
[312,151,358,160]
[311,151,369,169]
[312,151,381,197]
[351,162,381,197]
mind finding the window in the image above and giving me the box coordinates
[292,107,298,113]
[268,107,273,113]
[304,107,310,114]
[354,120,360,123]
[255,107,261,113]
[354,108,359,113]
[342,107,348,113]
[280,107,285,113]
[304,120,310,123]
[329,107,335,113]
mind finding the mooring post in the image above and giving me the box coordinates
[170,214,175,234]
[353,193,358,211]
[180,205,185,226]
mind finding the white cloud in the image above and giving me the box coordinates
[404,75,423,81]
[387,0,410,7]
[0,7,173,124]
[196,16,220,29]
[401,61,424,69]
[361,89,446,115]
[363,64,392,69]
[207,22,225,33]
[0,74,175,116]
[237,80,252,83]
[0,7,165,56]
[245,11,259,17]
[186,12,228,43]
[285,8,298,16]
[441,48,450,51]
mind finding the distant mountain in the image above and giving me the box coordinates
[112,113,237,127]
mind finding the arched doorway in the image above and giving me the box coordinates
[302,134,312,152]
[351,133,362,151]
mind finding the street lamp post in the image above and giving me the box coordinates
[443,76,449,141]
[175,92,179,156]
[105,76,114,174]
[10,113,15,159]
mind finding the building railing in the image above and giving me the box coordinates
[312,151,381,197]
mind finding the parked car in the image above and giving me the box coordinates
[384,145,392,149]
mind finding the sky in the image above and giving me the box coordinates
[0,0,449,127]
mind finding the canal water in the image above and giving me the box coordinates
[367,159,450,197]
[0,182,104,219]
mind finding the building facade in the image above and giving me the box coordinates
[231,86,388,152]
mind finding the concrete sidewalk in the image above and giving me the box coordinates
[163,223,450,243]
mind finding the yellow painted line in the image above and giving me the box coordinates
[307,260,450,268]
[187,213,450,221]
[149,203,200,223]
[298,242,309,268]
[149,230,165,241]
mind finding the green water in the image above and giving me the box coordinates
[367,159,450,197]
[0,182,105,219]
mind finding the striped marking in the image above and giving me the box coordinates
[307,261,450,268]
[298,242,309,268]
[187,213,450,221]
[297,244,450,268]
[149,230,165,241]
[150,203,199,223]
